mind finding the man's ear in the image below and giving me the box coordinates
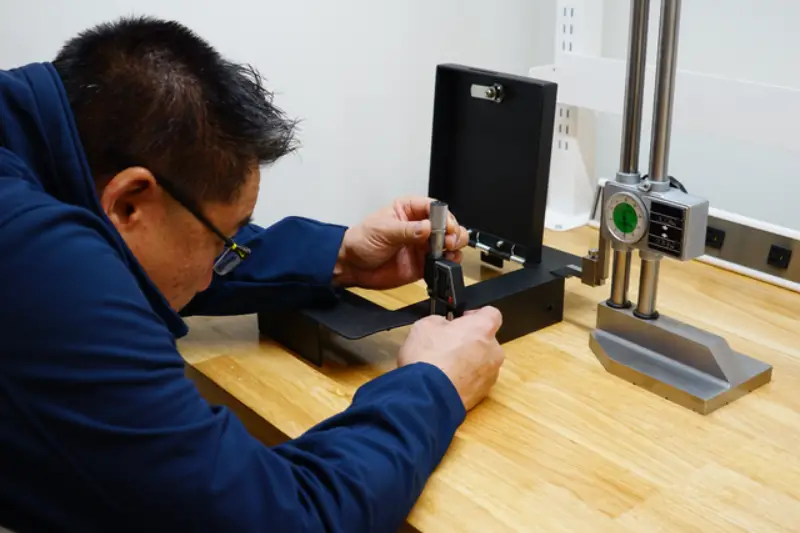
[98,166,161,231]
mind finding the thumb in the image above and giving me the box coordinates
[380,218,431,245]
[462,306,503,334]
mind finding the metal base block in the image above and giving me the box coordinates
[590,302,773,415]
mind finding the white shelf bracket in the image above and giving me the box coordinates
[537,0,605,231]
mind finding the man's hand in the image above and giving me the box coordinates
[398,306,505,411]
[333,196,469,290]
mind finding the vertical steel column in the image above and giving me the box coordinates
[609,249,633,307]
[636,0,682,319]
[648,0,681,185]
[636,258,660,317]
[608,0,650,308]
[619,0,651,178]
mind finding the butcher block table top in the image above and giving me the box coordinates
[179,226,800,533]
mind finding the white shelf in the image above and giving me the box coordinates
[530,54,800,154]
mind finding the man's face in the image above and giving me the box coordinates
[98,166,260,311]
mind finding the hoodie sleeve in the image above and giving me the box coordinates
[0,204,466,533]
[180,216,348,317]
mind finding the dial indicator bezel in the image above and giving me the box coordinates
[605,191,648,244]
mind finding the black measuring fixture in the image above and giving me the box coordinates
[257,63,583,366]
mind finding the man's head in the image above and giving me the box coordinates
[53,16,296,311]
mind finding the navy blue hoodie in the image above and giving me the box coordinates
[0,62,465,533]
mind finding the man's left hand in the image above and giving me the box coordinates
[332,196,469,290]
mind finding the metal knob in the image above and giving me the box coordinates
[485,84,504,102]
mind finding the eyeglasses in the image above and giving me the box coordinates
[154,176,251,276]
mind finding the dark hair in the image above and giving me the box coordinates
[53,16,297,203]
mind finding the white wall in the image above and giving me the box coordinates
[595,0,800,230]
[3,1,798,231]
[0,0,556,228]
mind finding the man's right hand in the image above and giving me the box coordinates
[397,306,505,411]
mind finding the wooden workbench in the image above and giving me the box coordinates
[178,227,800,532]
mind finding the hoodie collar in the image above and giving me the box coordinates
[0,62,188,338]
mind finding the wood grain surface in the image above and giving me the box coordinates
[179,226,800,533]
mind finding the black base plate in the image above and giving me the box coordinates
[258,246,580,365]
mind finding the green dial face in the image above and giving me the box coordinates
[613,202,639,234]
[605,191,647,244]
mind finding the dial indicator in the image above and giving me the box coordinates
[613,202,638,233]
[605,192,647,244]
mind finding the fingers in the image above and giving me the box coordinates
[461,306,503,334]
[394,196,468,250]
[396,196,434,222]
[380,218,430,245]
[397,196,455,224]
[445,224,469,251]
[415,219,432,239]
[444,250,463,263]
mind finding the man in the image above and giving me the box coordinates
[0,16,505,533]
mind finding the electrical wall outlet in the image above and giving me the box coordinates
[767,245,792,270]
[703,213,800,287]
[706,226,726,250]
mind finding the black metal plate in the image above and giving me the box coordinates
[427,64,558,265]
[275,246,580,340]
